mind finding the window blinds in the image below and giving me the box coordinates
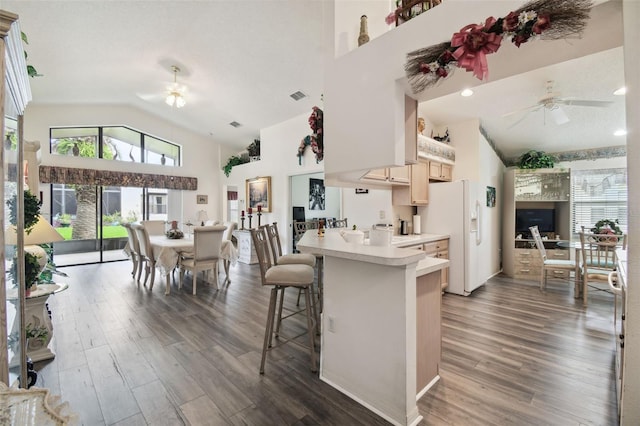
[571,168,627,235]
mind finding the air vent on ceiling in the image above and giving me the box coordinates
[229,121,242,128]
[290,91,307,101]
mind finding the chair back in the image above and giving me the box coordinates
[250,227,274,285]
[265,222,285,263]
[529,226,547,261]
[221,221,237,241]
[123,223,141,255]
[141,220,166,236]
[333,218,348,229]
[132,223,154,260]
[580,231,623,273]
[193,225,227,262]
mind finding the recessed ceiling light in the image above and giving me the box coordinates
[460,89,473,97]
[614,129,627,136]
[229,121,242,128]
[613,87,626,96]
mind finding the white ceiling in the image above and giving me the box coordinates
[5,1,326,151]
[4,1,626,160]
[419,47,626,160]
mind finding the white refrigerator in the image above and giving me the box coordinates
[422,179,486,296]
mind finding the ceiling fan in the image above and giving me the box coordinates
[504,80,614,127]
[136,64,190,107]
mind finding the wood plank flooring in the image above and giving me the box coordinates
[33,261,618,425]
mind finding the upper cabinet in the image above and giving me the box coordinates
[405,95,417,165]
[514,170,571,202]
[392,161,429,206]
[428,161,452,182]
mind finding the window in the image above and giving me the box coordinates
[147,192,168,215]
[571,168,627,235]
[50,126,181,166]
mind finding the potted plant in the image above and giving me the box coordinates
[222,154,249,177]
[517,150,555,169]
[247,139,261,161]
[58,213,72,227]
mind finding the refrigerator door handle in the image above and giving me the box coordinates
[475,200,482,245]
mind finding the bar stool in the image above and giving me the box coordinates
[250,227,317,374]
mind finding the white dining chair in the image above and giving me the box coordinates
[529,225,579,294]
[179,225,226,295]
[123,223,142,281]
[132,223,158,289]
[141,220,166,236]
[221,221,237,283]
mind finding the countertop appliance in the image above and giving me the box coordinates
[422,179,485,296]
[399,220,408,235]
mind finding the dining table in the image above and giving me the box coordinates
[149,235,238,295]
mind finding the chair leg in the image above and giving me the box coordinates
[192,270,197,295]
[583,276,588,306]
[260,287,279,374]
[274,287,286,340]
[149,265,156,290]
[137,259,145,283]
[303,287,318,373]
[142,264,150,287]
[296,288,302,307]
[179,268,184,289]
[223,259,231,283]
[131,256,138,278]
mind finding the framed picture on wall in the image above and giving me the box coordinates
[309,178,325,210]
[246,176,272,212]
[196,194,208,204]
[486,186,496,207]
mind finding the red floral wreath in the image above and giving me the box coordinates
[297,106,323,164]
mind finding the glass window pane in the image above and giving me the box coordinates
[103,126,141,163]
[51,127,99,158]
[144,134,180,166]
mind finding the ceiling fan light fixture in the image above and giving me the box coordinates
[166,65,186,108]
[614,129,627,136]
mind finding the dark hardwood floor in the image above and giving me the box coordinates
[34,261,618,425]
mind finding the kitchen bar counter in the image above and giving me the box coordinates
[297,229,449,426]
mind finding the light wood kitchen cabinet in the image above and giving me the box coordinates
[362,168,388,181]
[388,165,410,184]
[405,95,417,165]
[429,160,452,181]
[423,239,449,291]
[392,161,428,206]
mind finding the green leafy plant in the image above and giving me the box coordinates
[9,251,41,290]
[517,150,555,169]
[247,139,261,157]
[223,155,249,177]
[7,190,41,234]
[58,213,72,225]
[21,31,42,78]
[591,219,622,235]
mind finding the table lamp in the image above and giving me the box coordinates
[6,215,65,288]
[197,210,208,226]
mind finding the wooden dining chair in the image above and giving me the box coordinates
[332,218,348,229]
[529,226,579,295]
[132,223,158,289]
[141,220,166,236]
[250,227,317,374]
[179,225,226,295]
[579,230,626,306]
[123,223,142,281]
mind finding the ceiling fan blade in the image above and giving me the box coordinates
[555,99,614,107]
[136,92,165,102]
[506,105,543,129]
[549,106,569,125]
[502,104,540,118]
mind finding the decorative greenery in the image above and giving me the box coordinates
[9,251,41,290]
[58,213,72,225]
[517,150,555,169]
[7,190,41,234]
[591,219,622,235]
[223,155,249,177]
[247,139,261,157]
[165,229,184,239]
[21,31,41,78]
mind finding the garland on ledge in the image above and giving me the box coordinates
[297,106,323,164]
[405,0,593,93]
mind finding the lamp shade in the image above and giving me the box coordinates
[197,210,208,226]
[6,215,64,245]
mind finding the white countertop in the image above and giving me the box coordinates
[297,229,448,273]
[390,233,449,247]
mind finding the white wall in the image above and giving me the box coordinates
[221,111,325,253]
[334,0,392,57]
[23,104,221,226]
[291,171,341,221]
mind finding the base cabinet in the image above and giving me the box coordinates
[513,244,569,281]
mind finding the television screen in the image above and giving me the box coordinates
[516,208,555,234]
